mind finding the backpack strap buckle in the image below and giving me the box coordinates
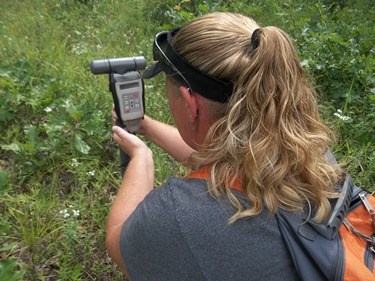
[359,192,375,230]
[343,218,375,247]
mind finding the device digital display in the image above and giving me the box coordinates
[119,82,139,90]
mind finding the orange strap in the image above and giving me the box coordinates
[340,195,375,281]
[187,165,243,192]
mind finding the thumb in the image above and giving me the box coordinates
[112,126,148,157]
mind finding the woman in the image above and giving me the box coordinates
[106,12,342,280]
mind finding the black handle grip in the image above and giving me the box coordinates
[119,148,130,177]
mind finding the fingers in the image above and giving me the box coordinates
[112,126,127,144]
[112,126,133,150]
[112,106,118,123]
[112,126,149,158]
[111,104,152,136]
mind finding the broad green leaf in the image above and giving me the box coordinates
[0,109,15,122]
[70,110,84,122]
[74,135,90,154]
[198,4,209,13]
[0,173,11,196]
[0,244,15,252]
[0,259,25,281]
[1,143,21,152]
[21,143,36,153]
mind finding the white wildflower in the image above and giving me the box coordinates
[44,107,52,112]
[300,60,309,68]
[72,43,87,55]
[334,109,350,121]
[87,170,95,176]
[72,209,80,217]
[145,84,155,89]
[71,158,80,167]
[340,115,350,121]
[59,209,70,218]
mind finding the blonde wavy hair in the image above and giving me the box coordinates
[172,12,343,223]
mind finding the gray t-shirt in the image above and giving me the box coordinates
[120,177,300,281]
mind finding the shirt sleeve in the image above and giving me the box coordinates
[119,178,205,281]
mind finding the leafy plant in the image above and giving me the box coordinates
[0,0,373,279]
[0,259,25,281]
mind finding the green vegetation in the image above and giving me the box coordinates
[1,0,374,279]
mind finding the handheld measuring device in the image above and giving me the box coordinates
[90,57,146,133]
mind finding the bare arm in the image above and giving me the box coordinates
[140,116,196,164]
[106,126,154,276]
[112,109,196,164]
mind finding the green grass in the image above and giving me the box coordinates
[0,0,374,279]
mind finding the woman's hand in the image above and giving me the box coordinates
[111,106,195,164]
[111,107,150,136]
[112,125,150,158]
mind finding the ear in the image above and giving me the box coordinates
[178,86,198,121]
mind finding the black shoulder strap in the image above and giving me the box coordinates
[276,175,361,281]
[276,211,343,281]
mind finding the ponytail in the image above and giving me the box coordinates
[178,13,343,223]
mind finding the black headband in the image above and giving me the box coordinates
[143,28,233,103]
